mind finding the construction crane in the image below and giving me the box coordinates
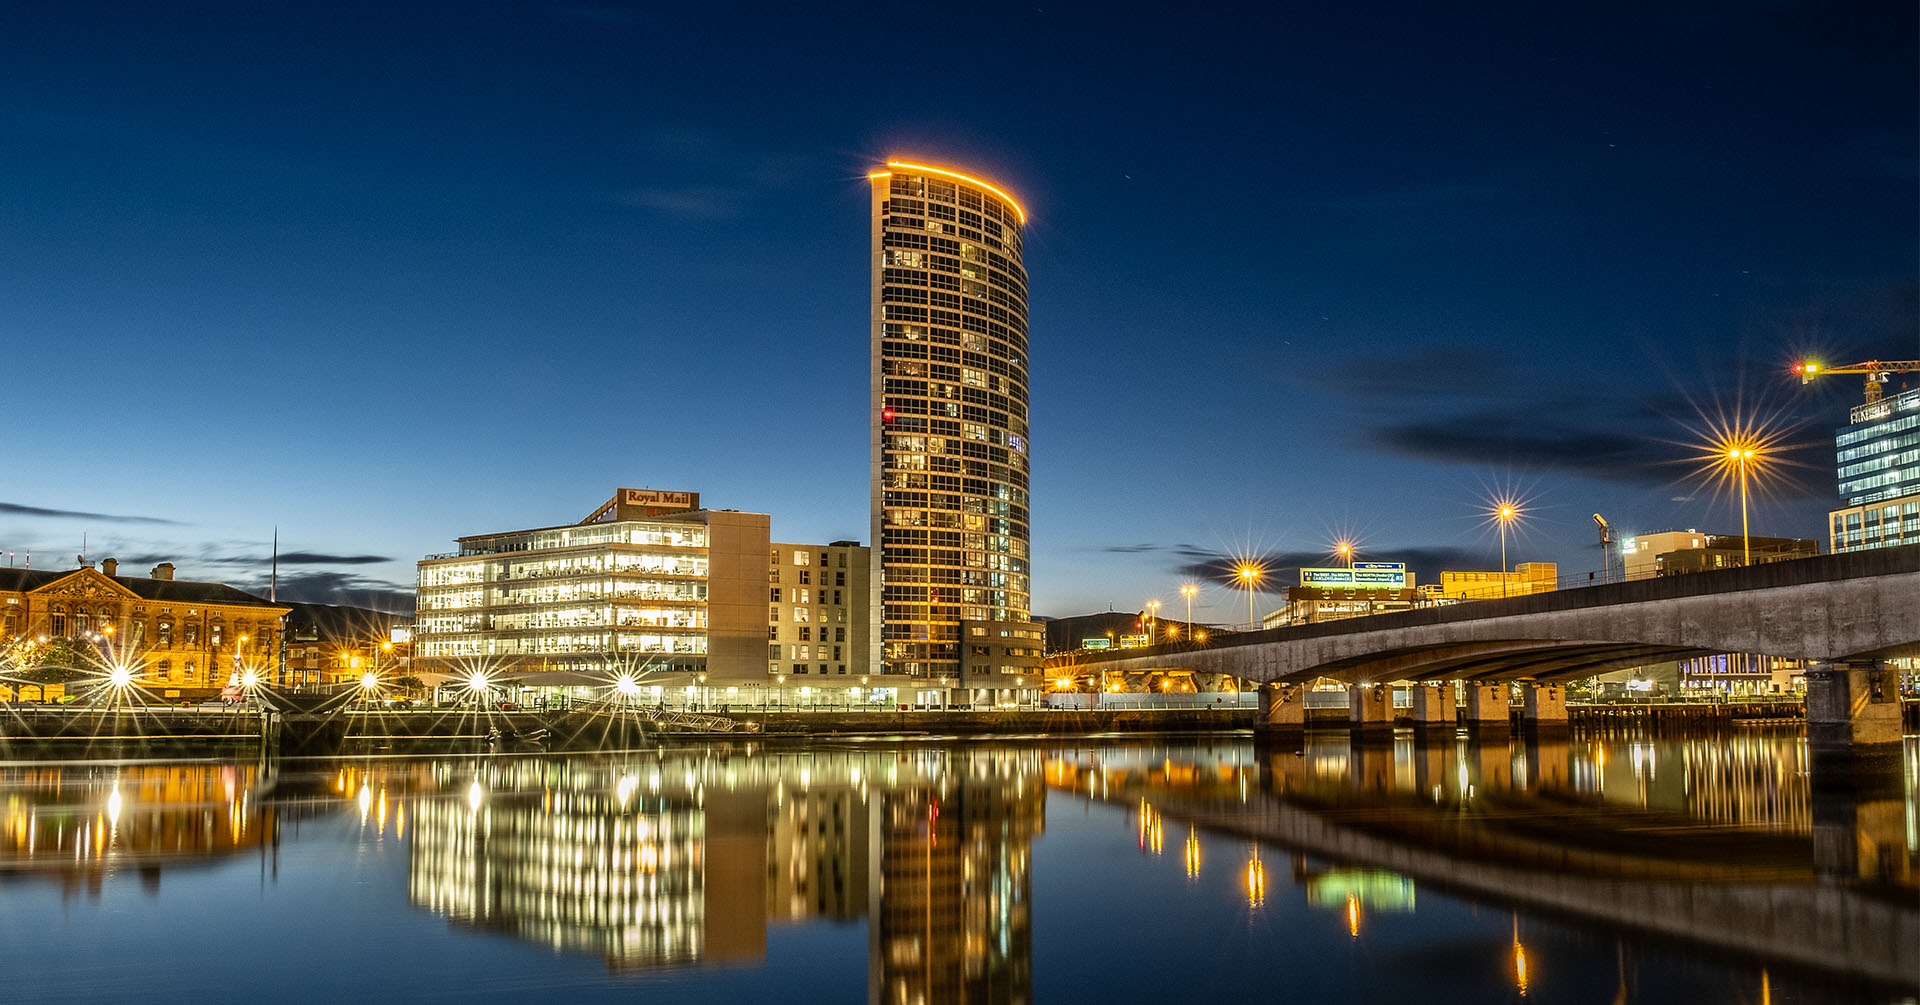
[1793,359,1920,405]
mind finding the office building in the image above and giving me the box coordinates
[1619,531,1814,579]
[415,489,770,686]
[1267,563,1417,626]
[1829,387,1920,553]
[767,540,873,682]
[869,160,1043,698]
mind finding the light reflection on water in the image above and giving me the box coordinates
[0,732,1912,1004]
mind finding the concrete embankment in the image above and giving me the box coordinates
[2,701,1904,748]
[738,707,1257,735]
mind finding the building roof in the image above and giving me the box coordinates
[0,567,285,609]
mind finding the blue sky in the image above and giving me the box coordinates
[2,1,1914,621]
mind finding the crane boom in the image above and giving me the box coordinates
[1793,359,1920,405]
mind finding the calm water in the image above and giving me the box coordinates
[0,731,1914,1004]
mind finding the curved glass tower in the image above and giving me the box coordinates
[869,161,1041,692]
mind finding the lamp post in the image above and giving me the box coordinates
[1180,584,1196,642]
[1496,504,1518,597]
[1237,566,1260,631]
[1726,444,1756,565]
[1146,599,1160,642]
[1337,541,1354,569]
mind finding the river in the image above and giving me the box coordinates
[0,730,1913,1003]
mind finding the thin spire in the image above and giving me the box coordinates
[270,527,278,603]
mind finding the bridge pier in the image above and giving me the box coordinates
[1409,683,1457,738]
[1347,684,1394,744]
[1812,755,1914,884]
[1806,660,1903,763]
[1461,683,1511,734]
[1522,735,1571,790]
[1348,741,1396,792]
[1256,683,1305,747]
[1519,684,1569,737]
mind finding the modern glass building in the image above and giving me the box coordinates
[1829,386,1920,553]
[869,161,1043,695]
[414,489,771,681]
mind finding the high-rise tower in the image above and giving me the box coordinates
[869,161,1043,697]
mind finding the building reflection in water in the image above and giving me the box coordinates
[398,746,1045,1003]
[0,763,279,898]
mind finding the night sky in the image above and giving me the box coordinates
[3,1,1915,622]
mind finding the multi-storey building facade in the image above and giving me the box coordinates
[1829,387,1920,553]
[869,160,1043,698]
[1619,531,1816,579]
[416,490,883,699]
[0,559,287,700]
[766,541,872,682]
[414,489,770,683]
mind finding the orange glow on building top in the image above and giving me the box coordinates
[880,160,1026,224]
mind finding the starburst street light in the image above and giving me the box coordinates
[1674,402,1797,568]
[1179,583,1196,641]
[1720,437,1761,565]
[1484,497,1524,597]
[1235,564,1262,630]
[1335,540,1355,569]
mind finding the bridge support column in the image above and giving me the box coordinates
[1347,684,1394,744]
[1256,682,1305,747]
[1812,754,1912,883]
[1519,684,1569,737]
[1409,683,1456,738]
[1461,683,1511,734]
[1806,660,1903,764]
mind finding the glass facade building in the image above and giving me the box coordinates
[1835,387,1920,507]
[1829,387,1920,553]
[414,490,773,681]
[868,161,1040,687]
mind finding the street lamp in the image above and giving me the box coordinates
[1336,540,1354,569]
[1722,441,1759,565]
[1237,566,1261,630]
[1180,584,1196,641]
[1145,599,1160,642]
[1492,500,1521,597]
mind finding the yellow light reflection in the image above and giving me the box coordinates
[1513,918,1530,996]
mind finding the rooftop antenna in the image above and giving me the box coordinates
[270,527,278,603]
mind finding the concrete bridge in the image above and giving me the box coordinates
[1060,546,1920,748]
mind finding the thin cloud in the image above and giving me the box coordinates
[618,133,819,220]
[213,551,392,566]
[622,185,747,220]
[228,570,415,614]
[0,502,181,524]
